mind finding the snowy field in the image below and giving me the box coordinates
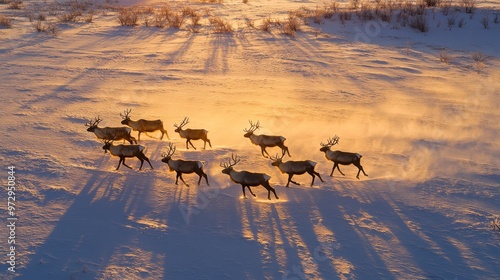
[1,0,499,279]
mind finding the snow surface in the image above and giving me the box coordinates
[1,0,499,279]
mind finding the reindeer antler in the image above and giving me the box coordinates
[269,153,284,162]
[243,120,261,133]
[85,116,102,127]
[220,153,241,168]
[174,117,189,128]
[320,135,340,148]
[120,109,132,120]
[161,142,176,158]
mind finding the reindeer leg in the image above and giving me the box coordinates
[175,172,180,185]
[121,158,132,169]
[144,156,153,169]
[284,146,291,157]
[138,157,144,170]
[241,185,248,199]
[207,138,212,148]
[336,164,345,176]
[330,164,336,176]
[287,174,300,187]
[263,181,278,200]
[160,128,169,140]
[137,132,141,142]
[354,163,368,179]
[178,174,189,187]
[246,186,256,197]
[188,139,197,150]
[313,170,324,183]
[261,146,270,158]
[201,171,210,186]
[307,170,316,186]
[116,158,123,170]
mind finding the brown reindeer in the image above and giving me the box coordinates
[244,120,290,158]
[320,136,368,179]
[221,154,279,200]
[102,140,153,170]
[174,117,212,150]
[161,143,209,187]
[270,154,324,187]
[120,109,169,141]
[85,116,137,144]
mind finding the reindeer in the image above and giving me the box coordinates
[320,136,368,179]
[270,154,324,187]
[221,154,279,200]
[244,120,291,158]
[161,143,210,187]
[120,109,169,141]
[85,117,137,144]
[174,117,212,150]
[102,140,153,170]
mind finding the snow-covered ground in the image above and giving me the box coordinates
[1,0,499,279]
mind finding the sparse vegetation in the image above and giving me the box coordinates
[472,52,486,63]
[260,16,273,32]
[245,18,255,28]
[457,17,466,28]
[58,10,82,22]
[424,0,440,7]
[410,15,429,32]
[118,7,139,26]
[8,0,23,10]
[0,15,13,27]
[447,16,455,30]
[281,16,301,37]
[481,15,489,29]
[491,217,500,231]
[439,50,452,64]
[168,12,186,29]
[33,19,59,35]
[209,16,232,33]
[461,0,476,14]
[338,11,352,24]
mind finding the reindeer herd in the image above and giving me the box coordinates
[85,110,368,200]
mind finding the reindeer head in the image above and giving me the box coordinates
[120,109,132,125]
[161,143,176,163]
[85,116,103,132]
[220,154,240,174]
[320,136,339,152]
[243,120,260,138]
[270,153,284,167]
[102,140,113,153]
[174,117,189,133]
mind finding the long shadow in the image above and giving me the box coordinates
[19,165,156,279]
[385,196,500,279]
[204,34,236,74]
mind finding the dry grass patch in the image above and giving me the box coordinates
[281,16,301,36]
[32,19,59,35]
[0,14,13,27]
[260,16,273,32]
[118,7,139,26]
[439,50,452,64]
[209,16,232,33]
[8,0,23,9]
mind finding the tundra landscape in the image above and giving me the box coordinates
[0,0,499,279]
